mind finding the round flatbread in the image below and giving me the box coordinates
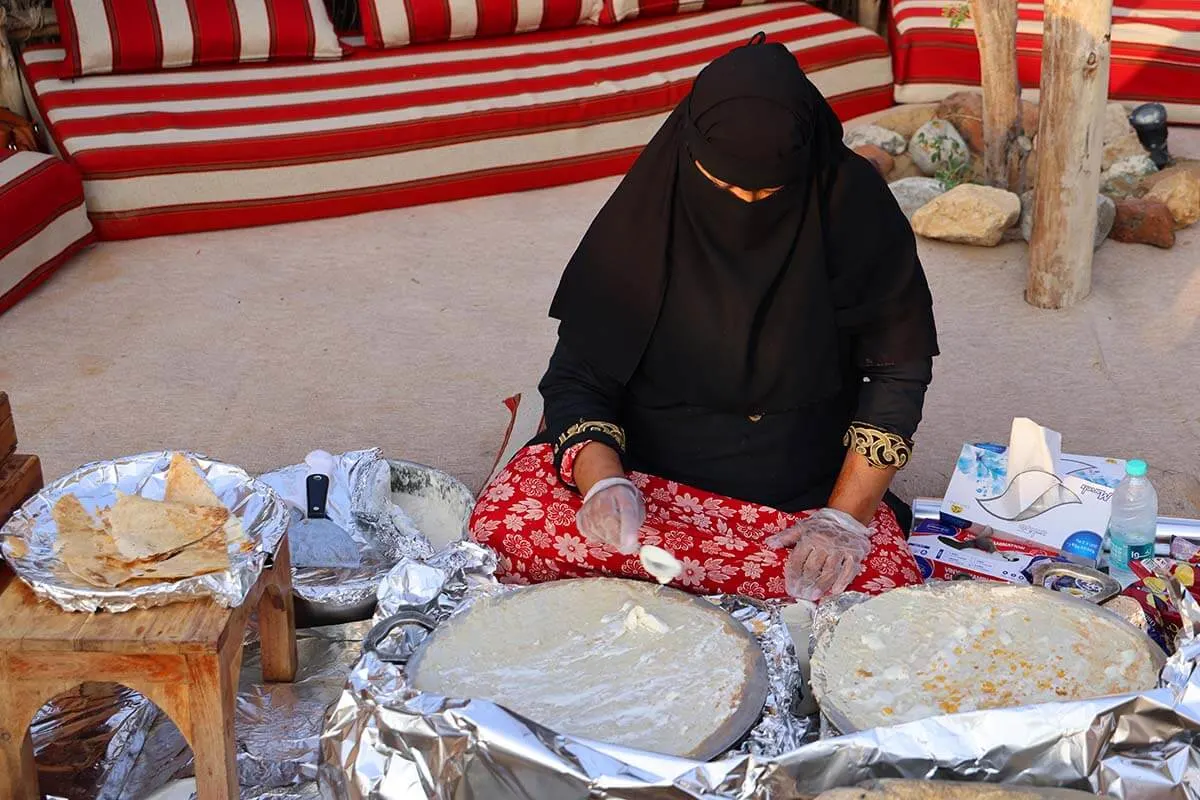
[408,578,767,758]
[812,582,1162,731]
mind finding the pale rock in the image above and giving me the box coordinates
[889,177,947,220]
[844,124,907,155]
[1144,168,1200,227]
[1102,102,1135,145]
[886,152,925,182]
[1019,191,1115,249]
[910,120,969,176]
[1102,131,1149,171]
[870,104,937,138]
[1101,154,1158,197]
[910,184,1021,246]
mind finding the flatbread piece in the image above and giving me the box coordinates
[52,495,131,588]
[164,453,225,507]
[128,529,230,579]
[106,493,229,562]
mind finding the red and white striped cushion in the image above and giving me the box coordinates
[0,152,94,317]
[890,0,1200,124]
[22,3,893,240]
[359,0,601,47]
[52,0,345,77]
[601,0,773,26]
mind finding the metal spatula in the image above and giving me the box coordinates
[289,473,363,568]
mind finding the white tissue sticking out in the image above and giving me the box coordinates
[1005,418,1063,511]
[640,544,683,584]
[978,419,1081,521]
[1006,418,1062,482]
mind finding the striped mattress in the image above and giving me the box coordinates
[891,0,1200,123]
[21,2,893,240]
[0,151,93,316]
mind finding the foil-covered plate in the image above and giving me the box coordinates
[0,450,289,613]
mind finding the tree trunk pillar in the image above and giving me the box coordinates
[1026,0,1113,309]
[969,0,1022,190]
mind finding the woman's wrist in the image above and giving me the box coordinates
[574,442,626,497]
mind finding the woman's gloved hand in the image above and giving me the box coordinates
[766,508,873,601]
[576,477,646,554]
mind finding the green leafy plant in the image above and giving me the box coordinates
[916,131,972,190]
[942,3,971,28]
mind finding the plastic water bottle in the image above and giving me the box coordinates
[1107,459,1158,583]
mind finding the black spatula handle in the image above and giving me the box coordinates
[306,474,331,519]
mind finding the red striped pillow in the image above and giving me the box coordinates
[600,0,769,25]
[52,0,346,77]
[358,0,601,47]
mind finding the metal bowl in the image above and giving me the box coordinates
[292,460,474,628]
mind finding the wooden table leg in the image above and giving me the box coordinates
[258,532,297,683]
[0,657,41,800]
[185,650,240,800]
[0,730,39,800]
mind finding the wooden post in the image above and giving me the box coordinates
[857,0,884,33]
[1026,0,1113,309]
[969,0,1024,191]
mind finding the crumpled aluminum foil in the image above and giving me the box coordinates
[0,450,289,612]
[321,564,1200,800]
[258,449,442,614]
[31,683,160,800]
[51,621,376,800]
[320,543,811,798]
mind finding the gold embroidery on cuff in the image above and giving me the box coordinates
[557,420,627,454]
[843,423,912,470]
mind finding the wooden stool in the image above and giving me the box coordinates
[0,535,298,800]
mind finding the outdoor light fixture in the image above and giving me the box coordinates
[1129,102,1170,168]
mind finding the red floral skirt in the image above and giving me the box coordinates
[469,444,923,599]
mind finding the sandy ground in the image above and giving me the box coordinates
[3,129,1199,515]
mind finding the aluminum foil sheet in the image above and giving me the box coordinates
[0,450,289,612]
[258,450,442,614]
[31,622,371,800]
[321,565,1200,800]
[31,683,159,800]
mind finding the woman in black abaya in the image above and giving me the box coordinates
[470,35,938,601]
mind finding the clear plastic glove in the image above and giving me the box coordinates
[576,477,646,555]
[766,508,873,601]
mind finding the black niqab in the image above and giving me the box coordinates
[548,37,938,415]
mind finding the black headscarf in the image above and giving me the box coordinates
[549,36,938,415]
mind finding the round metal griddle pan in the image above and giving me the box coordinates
[365,577,771,761]
[811,581,1167,734]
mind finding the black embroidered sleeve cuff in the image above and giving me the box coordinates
[843,422,912,470]
[553,420,627,487]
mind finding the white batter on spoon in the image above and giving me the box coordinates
[639,544,683,584]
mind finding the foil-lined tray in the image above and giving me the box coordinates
[0,450,289,612]
[34,621,374,800]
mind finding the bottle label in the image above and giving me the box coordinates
[1126,541,1155,566]
[1109,537,1154,572]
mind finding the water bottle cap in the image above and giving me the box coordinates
[1126,459,1148,477]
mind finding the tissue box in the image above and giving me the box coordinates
[940,443,1125,565]
[908,519,1068,584]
